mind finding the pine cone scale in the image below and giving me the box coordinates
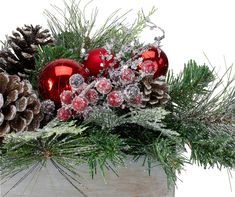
[3,105,17,120]
[0,122,10,136]
[140,76,170,107]
[0,94,3,108]
[23,110,34,124]
[0,72,9,93]
[0,113,4,125]
[6,90,18,105]
[10,115,27,132]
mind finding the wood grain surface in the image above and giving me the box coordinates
[1,159,174,197]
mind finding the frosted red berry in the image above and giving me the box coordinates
[95,78,112,94]
[72,96,89,112]
[76,83,88,95]
[57,107,72,121]
[120,68,135,83]
[60,90,73,105]
[69,74,85,90]
[41,99,55,115]
[107,91,124,107]
[85,89,98,104]
[140,60,158,76]
[140,47,168,78]
[128,94,142,106]
[123,84,140,101]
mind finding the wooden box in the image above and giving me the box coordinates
[2,159,174,197]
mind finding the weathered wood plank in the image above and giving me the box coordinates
[1,159,174,197]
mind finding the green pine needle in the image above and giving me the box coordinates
[44,0,156,52]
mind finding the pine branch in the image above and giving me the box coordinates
[44,0,156,52]
[167,59,234,130]
[167,60,215,110]
[179,121,235,169]
[131,137,187,186]
[85,107,178,137]
[166,59,235,170]
[0,120,124,189]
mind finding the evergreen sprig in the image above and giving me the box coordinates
[0,120,125,196]
[179,121,235,169]
[86,107,178,137]
[141,137,187,186]
[167,60,215,111]
[44,0,156,52]
[167,60,235,169]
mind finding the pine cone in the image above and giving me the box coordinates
[0,69,42,136]
[0,25,53,79]
[141,76,170,107]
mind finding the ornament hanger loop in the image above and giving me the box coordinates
[141,9,165,46]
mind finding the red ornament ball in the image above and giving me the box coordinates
[83,48,115,76]
[38,59,89,106]
[107,91,124,107]
[72,96,89,112]
[140,47,168,78]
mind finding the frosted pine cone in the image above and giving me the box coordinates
[141,76,170,107]
[0,69,42,136]
[0,25,53,79]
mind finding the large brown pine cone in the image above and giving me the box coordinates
[0,69,42,136]
[141,76,170,107]
[0,25,53,79]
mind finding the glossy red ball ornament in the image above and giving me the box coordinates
[140,47,168,78]
[38,59,89,106]
[83,48,115,76]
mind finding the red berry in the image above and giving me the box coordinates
[85,89,98,104]
[60,90,73,105]
[123,84,140,101]
[69,74,85,90]
[140,47,168,78]
[95,78,112,94]
[120,68,135,83]
[72,96,89,112]
[140,60,158,75]
[128,94,142,106]
[76,83,88,95]
[107,91,124,107]
[57,107,72,121]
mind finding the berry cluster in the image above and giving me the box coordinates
[56,45,169,121]
[57,69,143,121]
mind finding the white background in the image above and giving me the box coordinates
[0,0,234,196]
